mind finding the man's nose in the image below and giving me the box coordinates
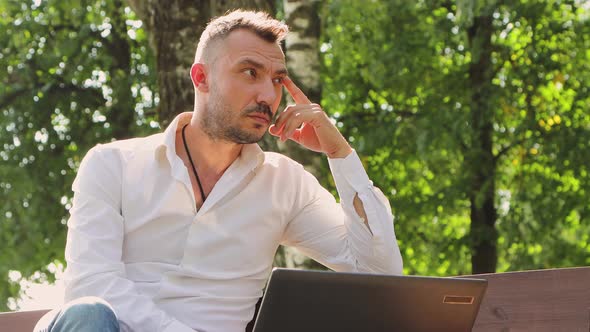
[256,79,278,106]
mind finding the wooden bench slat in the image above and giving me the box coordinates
[0,309,50,332]
[459,267,590,331]
[1,267,588,331]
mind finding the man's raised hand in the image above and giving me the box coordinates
[269,77,352,159]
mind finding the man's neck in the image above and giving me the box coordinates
[177,117,243,181]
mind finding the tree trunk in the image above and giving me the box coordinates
[126,0,326,270]
[108,0,135,139]
[466,13,498,274]
[126,0,275,126]
[210,0,275,15]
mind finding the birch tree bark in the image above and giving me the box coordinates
[280,0,326,270]
[284,0,321,103]
[278,0,324,176]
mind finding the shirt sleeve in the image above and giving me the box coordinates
[63,145,194,332]
[280,150,403,275]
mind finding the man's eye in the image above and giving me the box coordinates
[245,69,256,77]
[273,77,284,84]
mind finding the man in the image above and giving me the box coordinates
[35,9,402,332]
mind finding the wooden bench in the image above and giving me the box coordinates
[0,309,49,332]
[462,266,590,331]
[1,267,588,331]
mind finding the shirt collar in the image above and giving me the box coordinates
[155,112,266,171]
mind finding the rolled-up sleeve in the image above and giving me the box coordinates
[63,145,194,332]
[281,150,403,275]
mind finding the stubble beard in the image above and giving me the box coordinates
[200,84,273,144]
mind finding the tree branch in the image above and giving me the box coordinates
[0,89,29,110]
[494,136,527,162]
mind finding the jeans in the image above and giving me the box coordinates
[33,297,122,332]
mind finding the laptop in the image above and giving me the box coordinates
[252,268,487,332]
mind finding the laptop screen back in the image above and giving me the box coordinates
[253,268,487,332]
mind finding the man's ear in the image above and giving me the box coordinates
[190,63,209,93]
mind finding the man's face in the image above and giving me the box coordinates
[200,29,287,144]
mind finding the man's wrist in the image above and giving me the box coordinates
[327,145,353,159]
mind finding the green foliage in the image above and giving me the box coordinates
[322,0,590,275]
[0,0,158,310]
[1,0,589,309]
[491,0,590,270]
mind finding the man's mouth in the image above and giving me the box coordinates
[248,113,270,125]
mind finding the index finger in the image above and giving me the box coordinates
[283,77,312,104]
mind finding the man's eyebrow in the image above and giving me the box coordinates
[237,58,288,76]
[238,58,265,70]
[274,68,288,76]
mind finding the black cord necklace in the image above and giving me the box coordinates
[181,124,206,203]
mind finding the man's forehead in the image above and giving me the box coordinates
[221,30,285,60]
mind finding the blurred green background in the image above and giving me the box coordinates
[1,0,589,310]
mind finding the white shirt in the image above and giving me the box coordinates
[63,112,403,332]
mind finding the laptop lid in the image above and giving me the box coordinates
[253,268,487,332]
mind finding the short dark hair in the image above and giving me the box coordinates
[194,9,289,63]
